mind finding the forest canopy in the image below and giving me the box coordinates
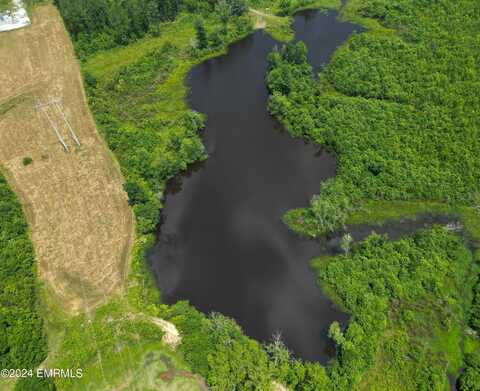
[266,0,480,235]
[54,0,248,57]
[0,175,47,375]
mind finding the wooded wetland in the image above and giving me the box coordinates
[1,0,479,390]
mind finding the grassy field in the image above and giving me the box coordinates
[0,5,134,313]
[41,298,207,391]
[84,15,196,80]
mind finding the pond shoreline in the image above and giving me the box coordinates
[149,9,363,363]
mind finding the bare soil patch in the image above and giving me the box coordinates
[149,317,182,350]
[0,5,134,313]
[250,8,268,29]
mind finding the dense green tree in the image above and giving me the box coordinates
[22,157,33,166]
[265,331,290,368]
[194,18,209,49]
[267,0,480,205]
[459,353,480,391]
[0,176,47,370]
[318,228,472,390]
[164,304,272,390]
[146,0,162,36]
[123,181,148,206]
[310,192,351,234]
[470,280,480,332]
[229,0,247,16]
[15,376,57,391]
[279,0,291,16]
[340,233,353,254]
[328,321,345,346]
[54,0,199,57]
[459,368,480,391]
[216,0,232,25]
[84,42,206,236]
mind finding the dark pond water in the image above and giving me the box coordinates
[326,214,458,255]
[148,10,363,363]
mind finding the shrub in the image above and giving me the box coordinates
[22,157,33,166]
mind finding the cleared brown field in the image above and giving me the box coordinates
[0,5,134,313]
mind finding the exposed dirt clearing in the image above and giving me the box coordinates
[250,8,268,29]
[0,5,134,313]
[272,381,291,391]
[150,317,182,350]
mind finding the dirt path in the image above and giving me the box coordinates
[0,5,134,313]
[250,8,268,29]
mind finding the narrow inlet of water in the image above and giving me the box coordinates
[149,10,361,363]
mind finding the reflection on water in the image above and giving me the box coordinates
[149,10,362,363]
